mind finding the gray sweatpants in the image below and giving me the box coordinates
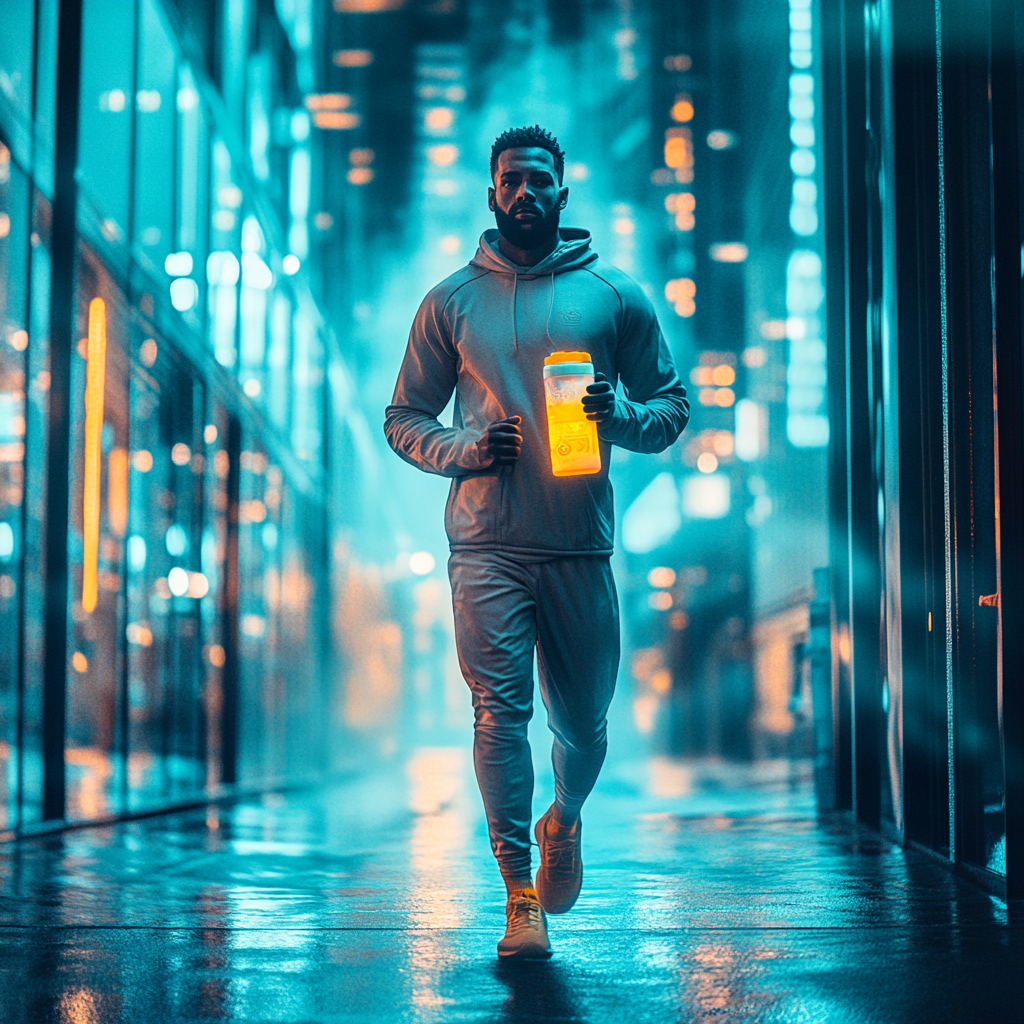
[448,550,620,882]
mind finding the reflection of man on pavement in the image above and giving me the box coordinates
[385,126,689,959]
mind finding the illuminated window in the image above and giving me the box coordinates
[742,346,768,368]
[663,54,692,71]
[710,242,748,263]
[313,111,360,130]
[304,93,352,111]
[99,89,126,112]
[664,128,693,176]
[735,399,767,461]
[698,387,736,408]
[664,277,696,317]
[707,130,738,150]
[426,144,458,167]
[424,107,454,131]
[217,183,243,209]
[682,474,730,519]
[347,167,374,185]
[647,567,676,588]
[670,94,694,122]
[665,192,695,231]
[136,89,161,112]
[164,252,193,276]
[333,49,374,67]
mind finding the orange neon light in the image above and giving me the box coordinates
[82,298,107,613]
[108,447,128,537]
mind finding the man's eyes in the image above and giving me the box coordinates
[501,177,553,187]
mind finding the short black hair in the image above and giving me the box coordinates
[490,125,566,185]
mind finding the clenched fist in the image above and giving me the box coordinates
[476,416,523,466]
[582,371,617,422]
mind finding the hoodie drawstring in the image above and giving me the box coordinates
[544,272,555,347]
[511,272,519,356]
[510,268,557,355]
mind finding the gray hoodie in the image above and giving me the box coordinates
[384,228,689,558]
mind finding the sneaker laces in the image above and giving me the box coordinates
[542,830,578,875]
[505,894,544,937]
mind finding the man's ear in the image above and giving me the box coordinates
[488,186,496,211]
[558,186,569,209]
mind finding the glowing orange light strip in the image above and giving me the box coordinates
[82,297,107,613]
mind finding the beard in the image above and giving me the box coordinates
[494,201,561,251]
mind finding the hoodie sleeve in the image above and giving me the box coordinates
[598,276,690,454]
[383,287,492,477]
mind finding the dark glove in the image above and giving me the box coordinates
[476,415,522,466]
[582,372,624,430]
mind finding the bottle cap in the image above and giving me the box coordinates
[544,351,592,365]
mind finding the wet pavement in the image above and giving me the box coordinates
[1,750,1021,1023]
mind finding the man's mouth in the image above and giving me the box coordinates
[513,207,539,220]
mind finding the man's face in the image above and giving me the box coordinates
[488,147,568,250]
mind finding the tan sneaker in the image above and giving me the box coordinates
[533,806,583,914]
[497,887,552,960]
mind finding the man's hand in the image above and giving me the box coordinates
[582,372,618,423]
[476,416,523,466]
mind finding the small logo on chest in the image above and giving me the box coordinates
[560,309,582,327]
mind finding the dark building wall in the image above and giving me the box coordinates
[822,0,1024,899]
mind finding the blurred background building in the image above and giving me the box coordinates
[0,0,1021,901]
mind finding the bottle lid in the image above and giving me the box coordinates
[544,350,592,365]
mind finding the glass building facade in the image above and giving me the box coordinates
[0,0,391,833]
[822,0,1024,899]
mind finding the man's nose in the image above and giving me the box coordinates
[516,182,536,202]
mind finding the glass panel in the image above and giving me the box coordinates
[176,64,209,327]
[0,141,30,830]
[132,0,177,280]
[78,0,137,246]
[18,190,53,827]
[200,404,231,791]
[0,0,36,163]
[291,307,322,462]
[65,250,131,822]
[267,290,291,430]
[30,0,59,197]
[278,486,321,777]
[124,333,205,809]
[208,137,241,369]
[239,212,269,403]
[236,443,278,784]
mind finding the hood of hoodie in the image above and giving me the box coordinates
[469,228,599,354]
[469,227,599,277]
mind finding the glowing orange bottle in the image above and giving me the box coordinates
[543,351,601,477]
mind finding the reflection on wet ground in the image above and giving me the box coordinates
[1,753,1021,1023]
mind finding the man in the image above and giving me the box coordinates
[384,125,689,959]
